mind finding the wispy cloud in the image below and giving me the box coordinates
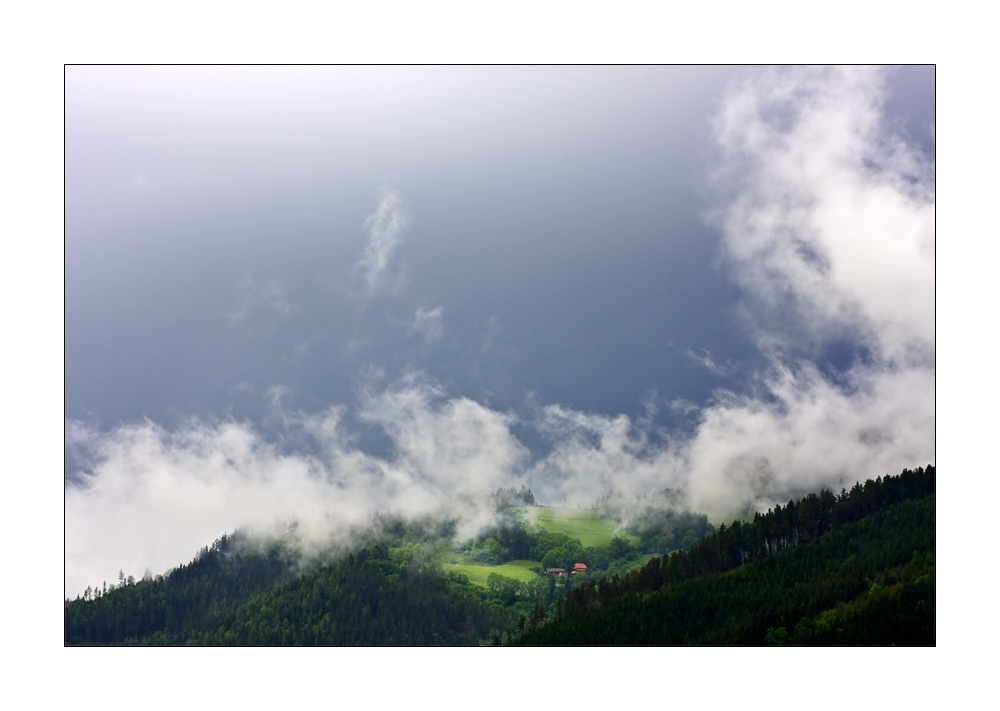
[683,348,731,377]
[482,315,501,352]
[411,306,444,344]
[227,275,294,323]
[355,189,409,295]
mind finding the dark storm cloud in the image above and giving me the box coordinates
[65,66,746,432]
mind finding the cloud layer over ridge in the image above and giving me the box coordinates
[65,67,934,598]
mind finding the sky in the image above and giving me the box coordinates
[64,65,935,597]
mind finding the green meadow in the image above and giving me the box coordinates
[442,559,542,587]
[523,507,637,548]
[435,507,642,588]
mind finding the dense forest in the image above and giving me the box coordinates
[65,536,570,646]
[512,466,935,645]
[598,488,715,554]
[65,495,588,645]
[65,466,934,645]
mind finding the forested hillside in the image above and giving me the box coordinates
[66,537,506,646]
[64,532,295,645]
[513,466,935,645]
[65,467,934,646]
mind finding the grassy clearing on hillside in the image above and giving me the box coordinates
[523,507,636,548]
[443,560,542,587]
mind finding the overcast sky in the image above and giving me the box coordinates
[65,66,935,596]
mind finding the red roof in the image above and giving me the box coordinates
[573,563,587,570]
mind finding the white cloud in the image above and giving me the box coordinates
[683,348,730,377]
[359,374,528,496]
[678,361,935,516]
[65,416,361,598]
[677,65,936,515]
[411,306,444,343]
[527,404,684,508]
[710,66,934,364]
[227,275,294,323]
[65,376,528,597]
[355,189,409,294]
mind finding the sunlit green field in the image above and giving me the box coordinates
[522,507,637,548]
[434,508,643,588]
[442,559,542,587]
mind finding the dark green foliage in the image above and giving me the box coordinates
[597,490,714,554]
[491,485,535,508]
[66,538,518,646]
[65,531,295,645]
[485,572,550,608]
[66,467,933,646]
[632,511,713,553]
[66,502,620,645]
[463,507,540,563]
[534,531,585,569]
[468,536,504,564]
[514,466,935,646]
[466,494,705,570]
[785,563,935,645]
[606,465,934,593]
[178,545,511,645]
[491,513,534,560]
[369,511,458,543]
[468,515,645,571]
[462,491,666,570]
